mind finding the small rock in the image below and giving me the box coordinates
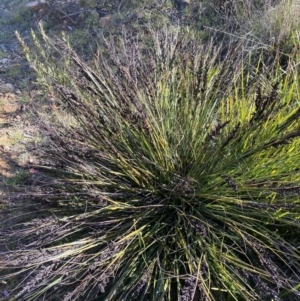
[0,58,10,65]
[26,0,48,12]
[15,89,21,94]
[5,83,14,92]
[0,82,14,93]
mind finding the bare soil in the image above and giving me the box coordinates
[0,92,19,177]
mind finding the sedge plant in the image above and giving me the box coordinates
[1,26,300,301]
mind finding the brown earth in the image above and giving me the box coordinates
[0,91,19,177]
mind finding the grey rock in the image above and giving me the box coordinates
[25,0,48,12]
[0,82,14,93]
[0,58,10,65]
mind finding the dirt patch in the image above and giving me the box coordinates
[0,91,19,177]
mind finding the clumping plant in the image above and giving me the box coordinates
[1,26,300,301]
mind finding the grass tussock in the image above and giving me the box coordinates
[1,25,300,301]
